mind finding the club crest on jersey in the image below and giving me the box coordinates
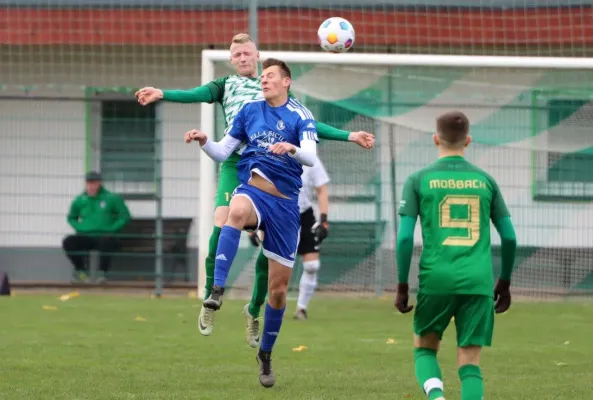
[276,120,285,131]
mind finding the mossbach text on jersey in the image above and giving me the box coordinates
[429,179,487,190]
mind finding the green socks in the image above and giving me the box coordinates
[414,348,444,400]
[415,348,483,399]
[248,249,269,318]
[459,364,483,400]
[204,226,222,299]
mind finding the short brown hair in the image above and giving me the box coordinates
[436,111,470,147]
[261,58,292,78]
[231,33,253,44]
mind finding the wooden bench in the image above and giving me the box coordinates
[108,218,193,282]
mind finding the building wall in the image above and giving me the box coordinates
[0,47,207,280]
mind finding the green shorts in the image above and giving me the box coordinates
[413,293,494,347]
[214,155,241,208]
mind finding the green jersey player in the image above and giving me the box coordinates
[395,111,517,400]
[135,33,374,346]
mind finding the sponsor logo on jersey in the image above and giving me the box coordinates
[252,130,286,149]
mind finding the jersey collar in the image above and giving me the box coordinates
[437,155,465,162]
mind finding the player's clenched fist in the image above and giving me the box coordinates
[349,131,375,149]
[394,283,414,313]
[269,142,296,155]
[135,87,163,106]
[184,129,208,146]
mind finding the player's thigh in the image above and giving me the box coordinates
[228,188,260,228]
[414,293,457,342]
[297,208,317,256]
[214,159,240,209]
[454,295,494,348]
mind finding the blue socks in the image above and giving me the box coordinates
[260,303,286,352]
[213,226,241,287]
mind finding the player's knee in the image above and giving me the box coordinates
[268,286,287,308]
[303,259,320,274]
[414,333,441,351]
[62,235,76,250]
[213,206,229,227]
[457,345,481,367]
[227,202,251,228]
[268,281,288,308]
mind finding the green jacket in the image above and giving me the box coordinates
[67,187,131,235]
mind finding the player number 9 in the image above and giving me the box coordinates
[438,195,480,247]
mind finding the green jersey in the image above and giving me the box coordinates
[206,75,263,129]
[398,156,510,296]
[206,75,263,160]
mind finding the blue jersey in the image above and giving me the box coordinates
[227,98,319,199]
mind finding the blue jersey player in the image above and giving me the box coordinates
[186,58,318,388]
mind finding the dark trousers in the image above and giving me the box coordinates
[62,234,120,273]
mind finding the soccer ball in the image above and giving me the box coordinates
[317,17,355,53]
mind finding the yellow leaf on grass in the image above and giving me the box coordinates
[42,305,57,311]
[59,291,80,301]
[292,345,308,352]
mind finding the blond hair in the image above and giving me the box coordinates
[231,33,253,44]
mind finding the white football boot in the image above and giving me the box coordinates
[243,304,261,348]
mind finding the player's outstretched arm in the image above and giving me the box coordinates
[315,122,375,149]
[135,85,215,106]
[185,130,242,162]
[493,216,517,313]
[188,102,248,161]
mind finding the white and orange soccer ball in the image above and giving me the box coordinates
[317,17,355,53]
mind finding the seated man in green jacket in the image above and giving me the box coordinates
[62,171,131,283]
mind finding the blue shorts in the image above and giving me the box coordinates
[233,184,300,268]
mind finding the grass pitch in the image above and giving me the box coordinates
[1,293,592,399]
